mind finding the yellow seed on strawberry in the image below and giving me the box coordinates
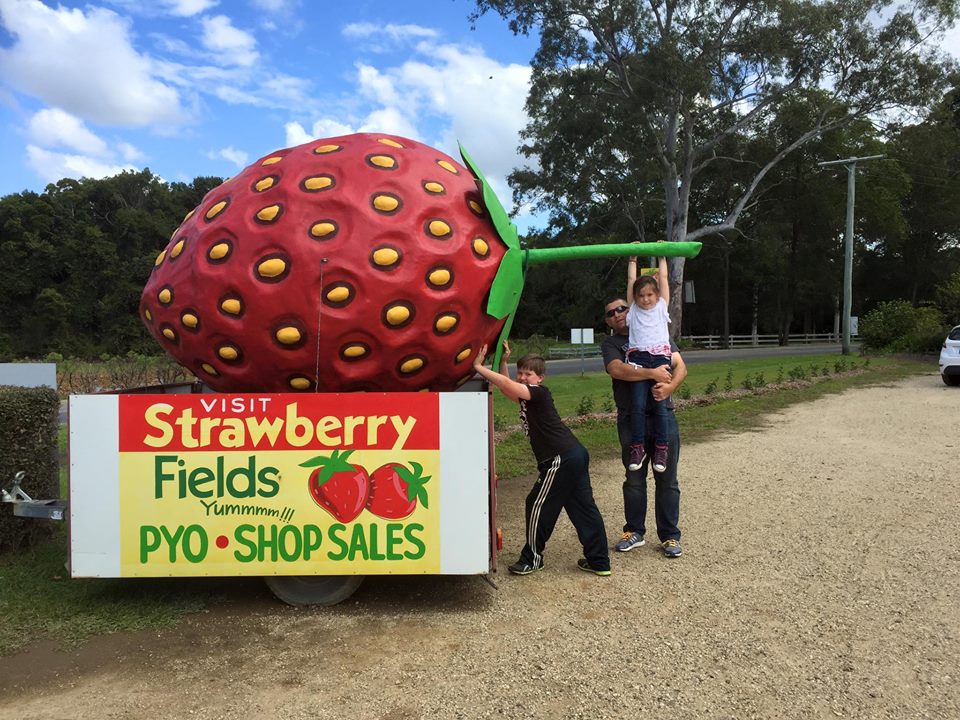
[385,305,411,325]
[372,248,400,266]
[158,288,172,304]
[183,209,195,222]
[427,268,452,287]
[456,347,472,363]
[303,176,334,191]
[435,314,458,333]
[155,250,166,266]
[218,345,239,360]
[373,194,400,212]
[261,156,283,165]
[342,344,367,358]
[256,205,281,222]
[221,298,242,315]
[289,377,311,389]
[171,239,185,258]
[310,222,337,238]
[144,309,153,321]
[257,258,287,278]
[469,200,483,215]
[201,363,218,376]
[400,358,424,374]
[326,286,350,303]
[428,220,451,237]
[378,138,404,148]
[473,237,490,256]
[209,242,231,261]
[424,181,445,194]
[368,155,396,169]
[205,201,227,220]
[182,313,199,328]
[314,144,340,154]
[276,327,301,344]
[162,327,176,340]
[255,177,275,192]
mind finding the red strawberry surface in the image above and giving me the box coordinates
[301,450,370,523]
[140,133,509,392]
[366,462,431,520]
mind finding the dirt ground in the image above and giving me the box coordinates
[2,375,959,720]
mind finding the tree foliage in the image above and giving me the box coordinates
[473,0,959,337]
[0,171,221,359]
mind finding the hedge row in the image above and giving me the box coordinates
[0,385,60,554]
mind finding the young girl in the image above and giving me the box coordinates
[625,253,672,473]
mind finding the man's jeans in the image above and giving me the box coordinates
[617,408,681,542]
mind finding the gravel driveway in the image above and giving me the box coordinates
[3,374,958,720]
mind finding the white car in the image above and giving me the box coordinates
[940,325,960,386]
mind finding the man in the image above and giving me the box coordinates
[601,291,685,558]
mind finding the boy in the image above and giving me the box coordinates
[473,342,611,576]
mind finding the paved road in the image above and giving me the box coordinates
[542,342,859,375]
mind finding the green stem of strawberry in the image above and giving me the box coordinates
[458,142,704,371]
[398,461,431,510]
[298,449,359,487]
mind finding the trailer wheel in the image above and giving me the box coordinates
[263,576,364,606]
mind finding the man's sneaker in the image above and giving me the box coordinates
[614,531,646,552]
[508,560,543,575]
[576,558,612,576]
[652,444,669,473]
[662,539,683,558]
[627,443,645,471]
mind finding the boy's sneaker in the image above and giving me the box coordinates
[576,558,612,576]
[614,531,645,552]
[627,443,645,471]
[662,539,683,558]
[652,444,669,473]
[508,560,543,575]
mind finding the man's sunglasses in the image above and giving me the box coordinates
[605,305,629,318]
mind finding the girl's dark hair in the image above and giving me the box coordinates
[517,354,546,376]
[633,275,659,297]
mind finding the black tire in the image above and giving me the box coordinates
[943,373,960,387]
[263,575,364,606]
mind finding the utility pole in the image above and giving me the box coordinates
[817,154,884,355]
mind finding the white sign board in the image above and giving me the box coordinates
[570,328,595,345]
[68,391,491,578]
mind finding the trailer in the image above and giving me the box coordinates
[3,379,499,606]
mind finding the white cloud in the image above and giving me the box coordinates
[285,119,356,147]
[251,0,298,12]
[201,15,259,67]
[165,0,218,16]
[0,0,186,126]
[215,146,249,167]
[343,22,438,49]
[117,141,145,162]
[26,144,136,184]
[28,108,108,157]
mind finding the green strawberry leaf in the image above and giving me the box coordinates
[458,142,527,371]
[298,449,359,487]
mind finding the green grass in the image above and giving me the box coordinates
[0,353,927,655]
[493,355,927,479]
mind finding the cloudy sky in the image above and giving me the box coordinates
[0,0,538,217]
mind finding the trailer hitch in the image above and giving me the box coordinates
[1,471,66,521]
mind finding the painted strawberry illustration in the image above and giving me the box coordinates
[301,450,369,523]
[366,461,431,520]
[140,132,702,392]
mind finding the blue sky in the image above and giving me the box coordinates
[0,0,540,220]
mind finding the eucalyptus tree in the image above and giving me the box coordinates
[472,0,957,337]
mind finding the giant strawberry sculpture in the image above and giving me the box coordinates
[141,133,701,392]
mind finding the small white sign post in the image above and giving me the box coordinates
[570,328,595,375]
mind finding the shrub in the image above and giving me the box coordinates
[723,368,734,392]
[754,372,767,388]
[740,376,754,390]
[936,269,960,325]
[600,397,615,413]
[776,366,784,384]
[674,384,691,400]
[0,386,60,554]
[788,366,806,381]
[576,395,595,416]
[860,300,948,353]
[704,377,719,395]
